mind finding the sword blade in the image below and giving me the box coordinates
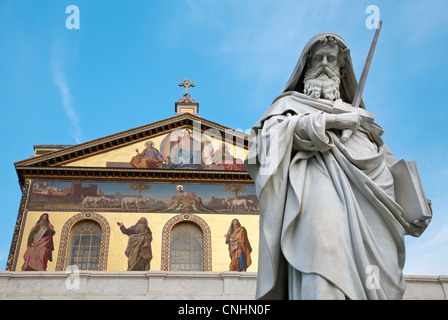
[352,20,383,109]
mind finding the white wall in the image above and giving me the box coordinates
[0,271,446,300]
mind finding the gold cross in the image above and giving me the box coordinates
[179,78,195,95]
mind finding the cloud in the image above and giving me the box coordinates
[51,44,82,144]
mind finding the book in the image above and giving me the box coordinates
[390,159,432,225]
[230,240,238,253]
[141,246,151,260]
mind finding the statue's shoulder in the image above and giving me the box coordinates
[253,92,315,128]
[271,91,318,114]
[273,91,314,106]
[272,92,298,104]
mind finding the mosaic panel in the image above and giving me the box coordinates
[28,180,259,215]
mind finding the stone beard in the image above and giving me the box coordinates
[303,63,341,101]
[302,36,344,102]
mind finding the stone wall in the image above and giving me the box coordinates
[0,271,446,300]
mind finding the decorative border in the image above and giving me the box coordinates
[6,179,32,271]
[55,212,110,271]
[22,175,254,186]
[161,213,212,271]
[16,166,254,188]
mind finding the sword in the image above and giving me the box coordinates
[341,20,383,143]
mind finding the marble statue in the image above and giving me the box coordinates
[244,33,432,300]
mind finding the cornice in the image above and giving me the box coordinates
[15,166,254,187]
[14,113,251,182]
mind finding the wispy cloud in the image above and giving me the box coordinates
[51,44,82,144]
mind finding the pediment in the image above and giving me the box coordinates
[15,113,250,173]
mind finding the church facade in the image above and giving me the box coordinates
[7,82,259,274]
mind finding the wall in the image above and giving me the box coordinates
[0,271,446,300]
[16,210,259,273]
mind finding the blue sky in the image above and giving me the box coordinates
[0,0,447,275]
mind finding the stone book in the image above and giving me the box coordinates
[390,159,432,225]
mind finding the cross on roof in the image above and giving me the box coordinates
[179,78,195,95]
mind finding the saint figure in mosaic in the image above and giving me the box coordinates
[22,213,55,271]
[225,219,252,272]
[117,217,153,271]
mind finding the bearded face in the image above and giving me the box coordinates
[135,217,148,233]
[303,41,341,101]
[38,214,50,227]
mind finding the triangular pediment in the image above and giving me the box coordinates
[15,113,250,174]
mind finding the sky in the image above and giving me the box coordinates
[0,0,447,276]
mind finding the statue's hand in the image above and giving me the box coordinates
[326,113,361,131]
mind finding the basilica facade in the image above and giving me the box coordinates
[7,83,259,274]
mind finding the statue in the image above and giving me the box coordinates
[244,32,432,300]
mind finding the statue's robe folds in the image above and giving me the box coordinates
[245,92,425,300]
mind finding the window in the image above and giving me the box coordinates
[66,220,102,270]
[161,214,211,271]
[170,222,203,271]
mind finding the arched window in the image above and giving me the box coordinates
[161,214,211,271]
[170,222,203,271]
[56,212,110,271]
[66,220,102,270]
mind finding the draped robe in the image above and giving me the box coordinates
[120,224,153,271]
[130,147,165,168]
[22,223,55,271]
[227,226,253,271]
[245,92,425,300]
